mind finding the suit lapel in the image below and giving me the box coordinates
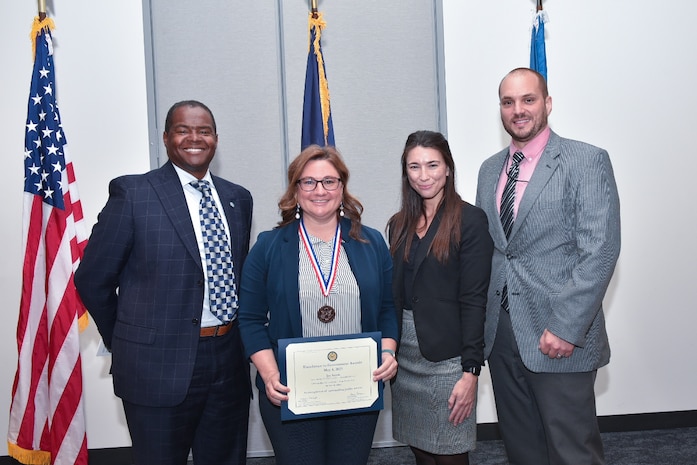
[483,149,509,246]
[408,208,443,286]
[511,132,561,239]
[212,176,242,261]
[391,207,445,293]
[150,162,202,269]
[281,223,303,336]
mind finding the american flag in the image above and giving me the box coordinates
[7,18,89,465]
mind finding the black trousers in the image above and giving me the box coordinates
[488,309,605,465]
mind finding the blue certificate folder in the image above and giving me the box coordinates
[278,331,384,421]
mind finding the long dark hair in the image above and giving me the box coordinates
[388,130,463,263]
[278,145,365,241]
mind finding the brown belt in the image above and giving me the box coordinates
[200,319,236,337]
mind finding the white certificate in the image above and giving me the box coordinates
[279,332,383,420]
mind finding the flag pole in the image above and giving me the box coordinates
[301,1,335,149]
[38,0,46,20]
[530,0,548,81]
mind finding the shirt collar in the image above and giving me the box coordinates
[171,163,213,187]
[509,126,551,161]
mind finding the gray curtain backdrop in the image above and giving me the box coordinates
[143,0,445,453]
[144,0,445,241]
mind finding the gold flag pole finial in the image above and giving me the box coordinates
[38,0,47,20]
[32,0,54,56]
[311,0,318,18]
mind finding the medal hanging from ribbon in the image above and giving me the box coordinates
[299,220,341,323]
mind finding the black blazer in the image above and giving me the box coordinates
[391,202,493,369]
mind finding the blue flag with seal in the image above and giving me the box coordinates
[301,11,335,150]
[530,9,548,81]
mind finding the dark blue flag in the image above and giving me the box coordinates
[530,11,548,81]
[301,12,335,150]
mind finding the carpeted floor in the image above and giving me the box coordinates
[5,426,692,464]
[247,427,697,465]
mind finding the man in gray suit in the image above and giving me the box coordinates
[476,68,620,465]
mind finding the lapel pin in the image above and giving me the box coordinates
[229,201,235,208]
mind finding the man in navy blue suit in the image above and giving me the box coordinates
[75,100,253,465]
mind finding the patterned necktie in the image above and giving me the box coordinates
[499,151,526,239]
[500,151,525,312]
[190,180,238,323]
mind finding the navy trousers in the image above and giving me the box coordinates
[123,324,250,465]
[258,389,379,465]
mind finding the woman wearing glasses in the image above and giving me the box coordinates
[238,145,398,465]
[388,131,493,465]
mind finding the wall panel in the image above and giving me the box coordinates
[145,0,444,454]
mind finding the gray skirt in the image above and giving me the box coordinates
[391,310,477,454]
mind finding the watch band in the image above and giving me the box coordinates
[464,365,481,376]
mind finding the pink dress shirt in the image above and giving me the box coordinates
[495,126,551,219]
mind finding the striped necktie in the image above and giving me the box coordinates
[499,151,525,239]
[190,180,238,323]
[500,151,525,312]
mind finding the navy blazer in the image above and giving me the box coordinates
[391,203,493,370]
[75,161,253,406]
[238,218,399,391]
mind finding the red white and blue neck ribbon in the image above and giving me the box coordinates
[299,220,341,297]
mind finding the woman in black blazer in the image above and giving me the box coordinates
[387,131,493,465]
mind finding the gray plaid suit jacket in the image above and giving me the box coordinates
[475,131,620,373]
[75,161,252,406]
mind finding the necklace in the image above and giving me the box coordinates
[299,220,341,323]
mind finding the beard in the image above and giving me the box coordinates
[502,113,548,144]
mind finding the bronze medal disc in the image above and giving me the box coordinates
[317,305,336,323]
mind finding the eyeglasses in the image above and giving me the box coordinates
[297,177,342,191]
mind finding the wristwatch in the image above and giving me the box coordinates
[463,366,481,376]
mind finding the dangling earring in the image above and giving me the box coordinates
[295,204,301,220]
[339,202,345,217]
